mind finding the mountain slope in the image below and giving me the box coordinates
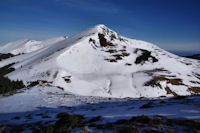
[0,24,199,98]
[0,36,67,55]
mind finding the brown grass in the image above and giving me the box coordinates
[144,76,184,88]
[188,87,200,93]
[165,87,178,96]
[56,86,64,90]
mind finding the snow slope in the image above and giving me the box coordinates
[0,24,199,98]
[0,36,67,54]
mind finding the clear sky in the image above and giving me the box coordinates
[0,0,200,52]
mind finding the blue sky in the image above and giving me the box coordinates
[0,0,200,52]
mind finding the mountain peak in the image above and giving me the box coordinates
[91,24,111,33]
[94,24,106,28]
[0,25,199,98]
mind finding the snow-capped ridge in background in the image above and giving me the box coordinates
[0,36,67,55]
[0,24,199,98]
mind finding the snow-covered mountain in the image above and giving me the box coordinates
[0,36,67,54]
[0,24,199,98]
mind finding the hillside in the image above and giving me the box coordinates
[0,24,199,98]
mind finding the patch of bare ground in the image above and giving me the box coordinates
[98,33,115,47]
[104,58,117,62]
[112,54,123,60]
[110,33,117,41]
[105,49,117,53]
[63,76,71,83]
[104,49,130,62]
[190,81,200,84]
[89,38,99,49]
[165,86,178,96]
[125,63,132,66]
[89,38,95,44]
[96,33,130,63]
[134,48,158,64]
[53,71,58,79]
[145,76,184,87]
[143,68,171,76]
[88,31,130,63]
[188,87,200,93]
[0,53,16,61]
[56,86,64,90]
[145,68,169,73]
[27,80,53,87]
[144,76,186,96]
[193,72,200,80]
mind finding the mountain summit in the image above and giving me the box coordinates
[0,24,199,98]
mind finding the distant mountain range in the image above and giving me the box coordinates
[0,24,199,98]
[185,54,200,60]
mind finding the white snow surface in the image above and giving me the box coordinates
[0,24,199,100]
[0,36,66,54]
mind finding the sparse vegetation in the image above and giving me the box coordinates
[144,76,186,96]
[118,35,127,42]
[104,48,130,62]
[134,48,158,64]
[89,38,95,44]
[110,34,116,40]
[145,68,169,73]
[190,81,200,84]
[105,49,117,53]
[188,87,200,93]
[98,33,115,47]
[125,63,132,66]
[0,53,15,61]
[63,76,71,83]
[33,112,84,133]
[144,76,184,88]
[121,52,130,56]
[193,73,200,80]
[27,81,40,87]
[165,86,178,96]
[104,58,117,62]
[56,86,64,90]
[53,71,58,79]
[113,54,123,60]
[104,49,130,62]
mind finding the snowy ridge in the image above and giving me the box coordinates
[0,24,199,98]
[0,36,67,54]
